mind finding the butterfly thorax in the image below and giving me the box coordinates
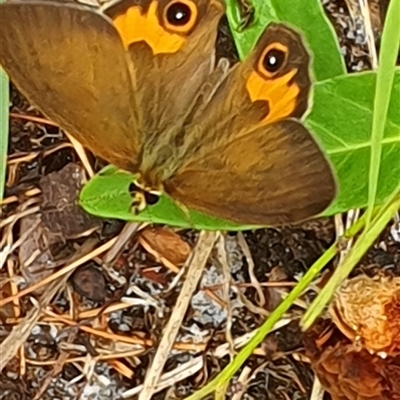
[137,166,164,193]
[137,131,183,186]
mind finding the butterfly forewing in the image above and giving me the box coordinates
[103,0,224,149]
[0,1,140,171]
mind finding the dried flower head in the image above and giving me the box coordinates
[329,274,400,354]
[306,339,400,400]
[304,330,400,400]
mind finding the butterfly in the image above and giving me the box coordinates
[0,0,336,226]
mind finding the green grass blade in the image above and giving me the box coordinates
[0,0,8,204]
[365,0,400,227]
[302,190,400,330]
[0,68,8,204]
[183,216,367,400]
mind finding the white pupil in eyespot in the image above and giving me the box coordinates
[167,3,191,26]
[263,48,286,73]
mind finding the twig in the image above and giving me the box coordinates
[237,232,265,306]
[231,366,252,400]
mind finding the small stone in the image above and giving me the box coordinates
[71,264,107,302]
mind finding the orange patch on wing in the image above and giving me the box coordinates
[246,69,300,124]
[112,1,185,54]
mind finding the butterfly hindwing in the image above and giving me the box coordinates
[165,120,336,225]
[162,24,336,224]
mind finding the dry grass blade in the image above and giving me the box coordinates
[64,131,95,177]
[0,239,98,371]
[123,355,204,398]
[0,237,117,307]
[310,377,325,400]
[102,221,142,263]
[32,330,78,399]
[231,366,252,400]
[216,234,235,356]
[138,230,219,400]
[359,0,378,67]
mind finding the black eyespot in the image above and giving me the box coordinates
[129,182,139,194]
[262,48,286,73]
[166,2,191,26]
[145,192,159,206]
[129,182,159,206]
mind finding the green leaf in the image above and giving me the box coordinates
[79,168,261,231]
[80,71,400,228]
[307,70,400,216]
[225,0,346,81]
[80,0,400,229]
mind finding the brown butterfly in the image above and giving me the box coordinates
[0,0,336,226]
